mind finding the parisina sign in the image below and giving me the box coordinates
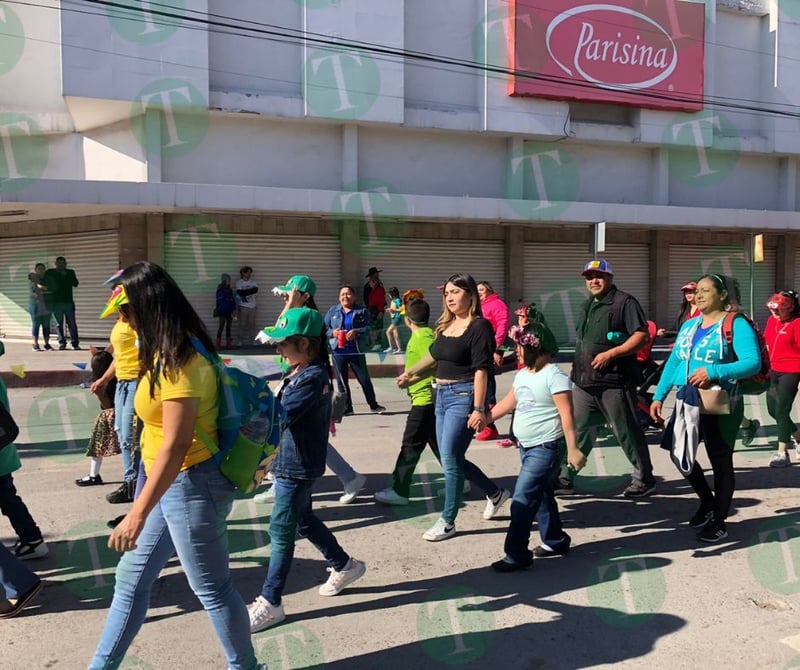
[510,0,705,111]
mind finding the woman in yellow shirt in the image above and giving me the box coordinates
[89,262,261,670]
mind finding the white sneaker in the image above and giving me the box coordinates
[769,451,791,468]
[248,595,285,633]
[382,347,394,353]
[253,485,275,503]
[482,488,511,520]
[436,481,471,498]
[319,558,366,596]
[374,487,410,506]
[339,473,366,504]
[422,518,456,542]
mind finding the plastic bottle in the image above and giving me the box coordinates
[607,331,627,345]
[241,407,269,444]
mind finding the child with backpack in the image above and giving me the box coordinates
[248,307,366,633]
[75,350,120,487]
[484,322,586,571]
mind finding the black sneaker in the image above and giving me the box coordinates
[741,419,760,446]
[72,344,81,351]
[58,344,67,351]
[698,518,728,543]
[13,539,48,560]
[689,501,715,528]
[75,474,103,487]
[623,481,656,498]
[107,515,126,529]
[43,343,53,351]
[343,410,355,417]
[491,558,531,572]
[553,477,575,496]
[106,482,134,504]
[31,344,41,352]
[533,544,570,558]
[371,405,386,414]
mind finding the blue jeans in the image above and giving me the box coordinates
[260,476,349,606]
[0,473,43,544]
[0,541,38,600]
[333,352,379,412]
[505,438,570,567]
[114,380,139,484]
[53,301,79,347]
[89,459,257,670]
[436,381,476,524]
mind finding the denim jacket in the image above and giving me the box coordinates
[271,358,332,479]
[324,304,371,353]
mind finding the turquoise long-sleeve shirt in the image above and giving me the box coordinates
[654,314,761,403]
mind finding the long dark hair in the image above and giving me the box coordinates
[119,261,216,396]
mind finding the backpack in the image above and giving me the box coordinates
[0,401,19,450]
[192,339,281,493]
[721,312,770,395]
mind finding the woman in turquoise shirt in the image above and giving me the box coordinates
[650,274,760,543]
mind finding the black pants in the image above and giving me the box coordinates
[0,474,42,544]
[683,401,743,521]
[766,371,800,443]
[562,384,654,485]
[216,315,232,340]
[390,403,499,499]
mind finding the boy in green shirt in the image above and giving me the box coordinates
[374,299,492,506]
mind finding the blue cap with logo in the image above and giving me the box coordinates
[581,259,613,277]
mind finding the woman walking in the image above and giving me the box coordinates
[651,274,760,543]
[397,273,510,541]
[89,262,261,670]
[763,290,800,467]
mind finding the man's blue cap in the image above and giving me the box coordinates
[581,259,613,277]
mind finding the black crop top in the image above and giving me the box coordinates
[429,317,495,380]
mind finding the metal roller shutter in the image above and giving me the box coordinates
[360,239,505,321]
[164,231,341,337]
[523,243,650,346]
[0,231,119,341]
[668,245,776,327]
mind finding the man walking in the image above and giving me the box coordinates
[44,256,80,350]
[556,259,656,498]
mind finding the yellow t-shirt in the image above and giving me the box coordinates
[110,319,139,381]
[134,353,218,474]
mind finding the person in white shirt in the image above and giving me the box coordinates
[235,266,259,347]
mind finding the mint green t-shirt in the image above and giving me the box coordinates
[406,327,435,406]
[511,364,572,447]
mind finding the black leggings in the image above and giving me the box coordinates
[684,403,743,521]
[216,315,232,340]
[766,371,800,443]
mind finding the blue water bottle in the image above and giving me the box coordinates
[607,332,627,345]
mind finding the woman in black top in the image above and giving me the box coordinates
[398,273,510,541]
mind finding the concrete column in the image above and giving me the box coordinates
[505,225,525,307]
[776,232,796,290]
[118,214,147,267]
[146,213,164,266]
[651,230,670,327]
[340,219,362,289]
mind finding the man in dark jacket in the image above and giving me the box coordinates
[556,259,656,498]
[44,256,80,350]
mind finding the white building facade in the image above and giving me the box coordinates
[0,0,798,343]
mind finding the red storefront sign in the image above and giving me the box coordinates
[511,0,705,111]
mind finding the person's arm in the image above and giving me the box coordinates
[591,297,649,370]
[280,374,324,426]
[487,387,516,422]
[108,397,199,552]
[71,270,79,288]
[553,391,585,471]
[468,368,489,430]
[90,358,117,395]
[397,352,436,387]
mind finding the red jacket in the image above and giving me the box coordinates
[481,293,510,349]
[764,316,800,373]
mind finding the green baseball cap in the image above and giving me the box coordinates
[260,307,323,342]
[272,275,316,297]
